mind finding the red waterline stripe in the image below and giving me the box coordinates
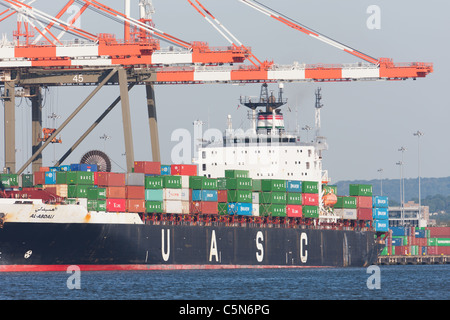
[0,264,330,272]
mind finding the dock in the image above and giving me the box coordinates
[377,255,449,265]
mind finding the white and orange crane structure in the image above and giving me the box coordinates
[0,0,433,174]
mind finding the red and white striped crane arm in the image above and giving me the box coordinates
[238,0,379,65]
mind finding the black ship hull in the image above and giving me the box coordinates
[0,221,378,271]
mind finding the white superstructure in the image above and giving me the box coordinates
[194,84,329,184]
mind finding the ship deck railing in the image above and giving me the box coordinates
[141,212,373,232]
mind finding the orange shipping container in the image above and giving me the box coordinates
[97,172,125,187]
[126,186,145,199]
[106,186,126,199]
[126,199,145,213]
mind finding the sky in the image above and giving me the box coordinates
[0,0,448,182]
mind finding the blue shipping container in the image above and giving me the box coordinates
[49,166,60,172]
[192,190,218,202]
[390,226,410,236]
[421,246,427,255]
[145,189,163,201]
[227,202,252,216]
[44,172,57,184]
[286,180,302,193]
[372,208,389,220]
[80,164,97,172]
[414,229,427,238]
[391,238,403,246]
[161,165,171,176]
[374,220,389,232]
[70,164,81,171]
[372,196,389,208]
[59,165,71,172]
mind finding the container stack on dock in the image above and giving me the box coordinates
[381,226,450,256]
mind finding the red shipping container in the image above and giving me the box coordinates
[34,172,46,185]
[356,196,372,208]
[106,186,126,199]
[190,201,218,214]
[171,164,197,176]
[217,190,227,203]
[39,167,50,172]
[126,186,145,199]
[302,193,319,206]
[106,198,126,212]
[357,208,373,220]
[426,227,450,238]
[286,205,302,218]
[97,172,125,187]
[134,161,161,175]
[126,199,145,213]
[394,246,410,256]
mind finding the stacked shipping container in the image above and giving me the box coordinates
[380,226,450,256]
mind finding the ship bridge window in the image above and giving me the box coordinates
[202,164,206,171]
[202,151,206,159]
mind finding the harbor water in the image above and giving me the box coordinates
[0,264,448,300]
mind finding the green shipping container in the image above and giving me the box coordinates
[261,179,286,192]
[225,169,249,178]
[66,198,77,204]
[334,196,357,209]
[218,202,228,215]
[227,190,252,203]
[259,192,287,204]
[216,178,227,190]
[259,204,286,217]
[88,200,106,211]
[302,181,318,194]
[225,177,252,190]
[0,174,19,188]
[349,184,373,196]
[21,174,34,188]
[323,185,337,194]
[66,171,94,185]
[427,238,450,246]
[145,201,164,213]
[56,171,67,184]
[68,185,89,198]
[287,193,302,205]
[163,176,182,189]
[189,176,217,190]
[252,179,262,192]
[145,176,163,189]
[87,187,106,200]
[303,206,319,218]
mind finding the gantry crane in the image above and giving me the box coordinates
[0,0,433,174]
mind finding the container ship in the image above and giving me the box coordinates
[0,85,385,272]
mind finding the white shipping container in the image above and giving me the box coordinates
[181,176,190,189]
[252,204,260,216]
[163,188,182,200]
[164,200,183,214]
[181,201,190,214]
[180,189,190,201]
[252,192,259,204]
[334,208,357,220]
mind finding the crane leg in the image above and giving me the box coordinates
[31,86,43,173]
[118,68,135,172]
[145,83,161,162]
[4,81,15,173]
